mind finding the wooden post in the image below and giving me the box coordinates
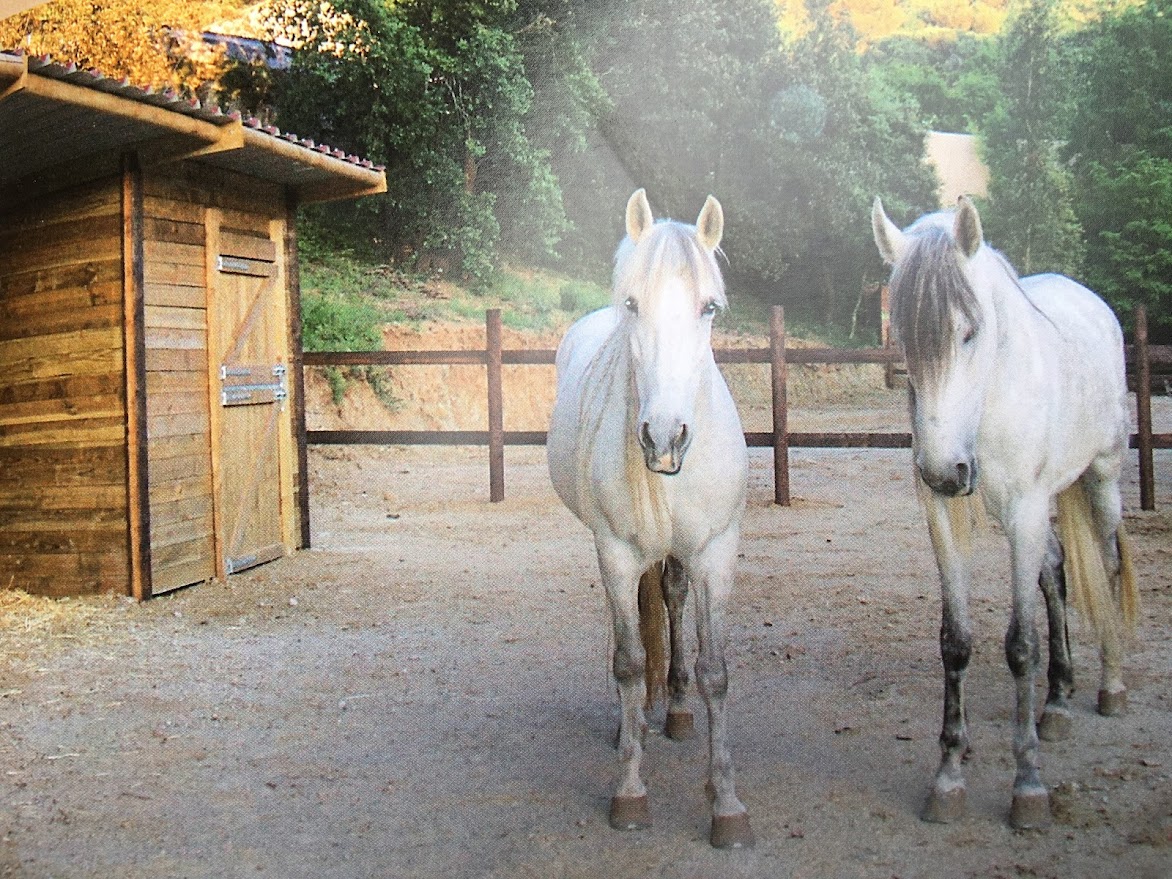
[486,309,505,502]
[770,305,790,506]
[121,152,152,601]
[285,190,312,548]
[1135,305,1155,511]
[880,285,895,390]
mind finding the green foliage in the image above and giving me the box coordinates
[979,0,1084,276]
[1065,0,1172,336]
[299,290,383,352]
[551,0,936,327]
[265,0,574,284]
[299,254,387,405]
[865,33,1001,132]
[227,0,1168,341]
[753,2,937,325]
[1080,153,1172,324]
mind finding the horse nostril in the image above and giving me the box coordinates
[675,423,689,450]
[956,461,974,491]
[639,422,654,451]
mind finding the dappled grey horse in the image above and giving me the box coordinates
[547,189,753,848]
[872,196,1139,829]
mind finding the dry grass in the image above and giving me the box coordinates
[0,589,132,661]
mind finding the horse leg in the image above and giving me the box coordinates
[921,491,973,824]
[1080,465,1129,716]
[597,540,653,830]
[663,555,694,740]
[1005,497,1052,830]
[689,532,753,849]
[1037,528,1075,742]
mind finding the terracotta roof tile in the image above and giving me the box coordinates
[14,50,377,173]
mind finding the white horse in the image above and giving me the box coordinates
[547,189,753,848]
[872,196,1139,829]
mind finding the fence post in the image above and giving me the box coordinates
[486,309,505,502]
[1135,305,1155,511]
[770,305,790,506]
[880,285,896,390]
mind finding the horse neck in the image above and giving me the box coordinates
[974,248,1043,361]
[580,321,673,554]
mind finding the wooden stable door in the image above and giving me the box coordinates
[209,212,291,576]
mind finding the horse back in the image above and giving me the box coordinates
[1006,273,1129,468]
[1020,274,1125,378]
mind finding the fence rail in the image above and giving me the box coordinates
[303,306,1170,510]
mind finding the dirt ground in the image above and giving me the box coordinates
[0,390,1169,879]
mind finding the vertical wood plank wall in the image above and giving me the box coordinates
[143,164,300,591]
[0,160,302,598]
[142,171,217,593]
[0,177,131,596]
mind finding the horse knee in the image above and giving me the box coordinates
[695,654,728,700]
[940,623,972,675]
[614,641,646,684]
[1004,620,1039,679]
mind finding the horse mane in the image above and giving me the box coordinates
[888,223,984,383]
[613,220,726,314]
[574,324,672,555]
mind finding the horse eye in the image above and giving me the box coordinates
[962,328,976,345]
[624,297,639,314]
[702,300,719,317]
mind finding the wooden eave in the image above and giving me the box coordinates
[0,52,386,205]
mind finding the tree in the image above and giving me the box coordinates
[1064,0,1172,337]
[979,0,1083,276]
[754,0,938,326]
[263,0,573,282]
[550,0,935,328]
[0,0,233,93]
[865,33,1000,133]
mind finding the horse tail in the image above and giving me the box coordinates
[638,560,669,710]
[1055,481,1139,642]
[1116,520,1140,632]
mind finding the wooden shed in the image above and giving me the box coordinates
[0,52,386,599]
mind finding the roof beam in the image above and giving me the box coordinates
[0,52,27,100]
[19,69,231,145]
[137,126,246,168]
[240,128,386,203]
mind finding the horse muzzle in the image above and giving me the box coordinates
[917,457,977,497]
[639,420,691,475]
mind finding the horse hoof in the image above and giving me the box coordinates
[710,812,755,849]
[1038,707,1073,742]
[665,710,695,741]
[609,794,651,831]
[922,786,966,823]
[1010,790,1052,830]
[1097,688,1127,717]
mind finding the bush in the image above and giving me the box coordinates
[301,290,385,406]
[300,291,383,353]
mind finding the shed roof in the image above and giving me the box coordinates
[0,51,386,204]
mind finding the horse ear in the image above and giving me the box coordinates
[696,195,723,251]
[871,197,906,264]
[626,188,654,243]
[954,196,983,258]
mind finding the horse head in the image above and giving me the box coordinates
[873,196,997,497]
[615,189,726,475]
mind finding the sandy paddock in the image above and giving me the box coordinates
[0,390,1168,878]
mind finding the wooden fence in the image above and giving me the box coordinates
[303,306,1171,510]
